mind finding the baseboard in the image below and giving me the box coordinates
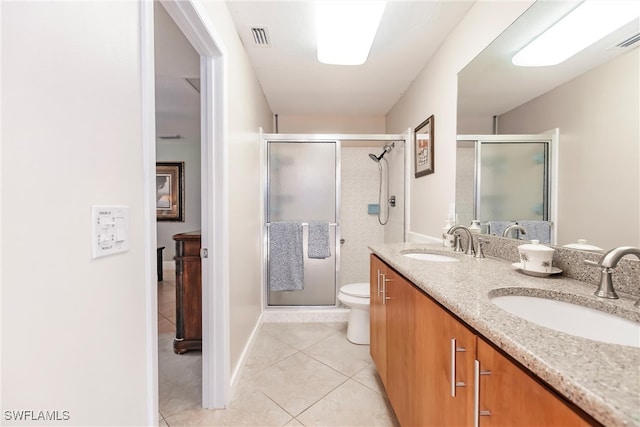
[229,312,264,398]
[261,308,349,323]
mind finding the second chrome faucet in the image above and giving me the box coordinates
[585,246,640,306]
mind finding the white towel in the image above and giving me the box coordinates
[269,222,304,291]
[308,221,331,259]
[517,220,552,244]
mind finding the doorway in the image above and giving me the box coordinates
[154,0,203,418]
[141,0,229,421]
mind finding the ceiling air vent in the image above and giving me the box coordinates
[251,27,271,47]
[616,32,640,48]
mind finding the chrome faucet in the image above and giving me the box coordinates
[474,237,489,259]
[502,224,527,239]
[447,225,475,256]
[584,246,640,305]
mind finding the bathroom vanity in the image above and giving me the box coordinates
[369,243,640,426]
[173,231,202,354]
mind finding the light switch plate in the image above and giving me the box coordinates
[91,205,129,259]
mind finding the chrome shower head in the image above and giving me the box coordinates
[369,143,394,162]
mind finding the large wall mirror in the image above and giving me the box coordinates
[456,1,639,250]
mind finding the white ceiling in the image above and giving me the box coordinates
[154,1,639,137]
[226,1,475,115]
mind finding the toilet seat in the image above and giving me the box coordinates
[340,282,369,298]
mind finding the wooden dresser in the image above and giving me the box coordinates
[173,231,202,354]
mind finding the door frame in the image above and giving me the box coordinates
[457,130,559,244]
[141,0,229,421]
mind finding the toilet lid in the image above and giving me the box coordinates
[341,282,370,298]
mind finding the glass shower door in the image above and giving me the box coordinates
[478,141,548,221]
[267,141,338,306]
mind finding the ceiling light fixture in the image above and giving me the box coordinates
[512,0,640,67]
[316,1,386,66]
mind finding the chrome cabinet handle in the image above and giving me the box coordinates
[382,274,391,304]
[377,269,381,297]
[381,273,387,304]
[450,338,467,397]
[474,360,492,427]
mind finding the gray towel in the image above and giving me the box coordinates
[308,221,331,259]
[269,222,304,291]
[518,220,552,244]
[487,221,514,237]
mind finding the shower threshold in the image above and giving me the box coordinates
[262,307,349,323]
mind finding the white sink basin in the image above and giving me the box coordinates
[491,295,640,348]
[402,253,459,262]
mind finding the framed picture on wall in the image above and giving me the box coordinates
[156,162,185,221]
[414,115,435,178]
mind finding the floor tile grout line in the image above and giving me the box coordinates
[240,348,303,383]
[298,338,376,382]
[241,328,353,420]
[349,372,386,396]
[158,318,397,426]
[290,375,351,421]
[299,349,370,380]
[256,388,302,421]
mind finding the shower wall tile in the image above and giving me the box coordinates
[340,146,404,285]
[340,147,383,285]
[386,144,405,243]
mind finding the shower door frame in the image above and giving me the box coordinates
[261,131,410,310]
[457,130,559,244]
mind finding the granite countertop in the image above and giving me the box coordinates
[369,242,640,427]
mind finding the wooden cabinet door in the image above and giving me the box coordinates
[173,232,202,354]
[415,292,476,427]
[370,255,388,385]
[476,338,591,427]
[385,271,416,427]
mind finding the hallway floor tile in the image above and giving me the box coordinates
[158,272,398,426]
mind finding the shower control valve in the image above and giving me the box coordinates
[389,195,396,207]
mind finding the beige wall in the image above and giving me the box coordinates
[278,115,385,134]
[2,2,150,424]
[498,49,640,248]
[385,1,534,241]
[198,2,273,377]
[1,0,273,423]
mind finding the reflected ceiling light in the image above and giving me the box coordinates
[512,1,640,67]
[316,1,386,65]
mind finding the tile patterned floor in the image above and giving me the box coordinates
[157,273,399,426]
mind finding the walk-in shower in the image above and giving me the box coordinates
[369,143,395,225]
[262,132,408,310]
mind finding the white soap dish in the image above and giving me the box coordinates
[511,262,562,277]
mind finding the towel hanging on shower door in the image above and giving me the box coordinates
[308,221,331,259]
[269,221,304,291]
[517,220,552,244]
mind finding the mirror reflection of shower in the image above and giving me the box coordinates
[369,143,395,225]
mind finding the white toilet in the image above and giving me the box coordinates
[338,282,370,345]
